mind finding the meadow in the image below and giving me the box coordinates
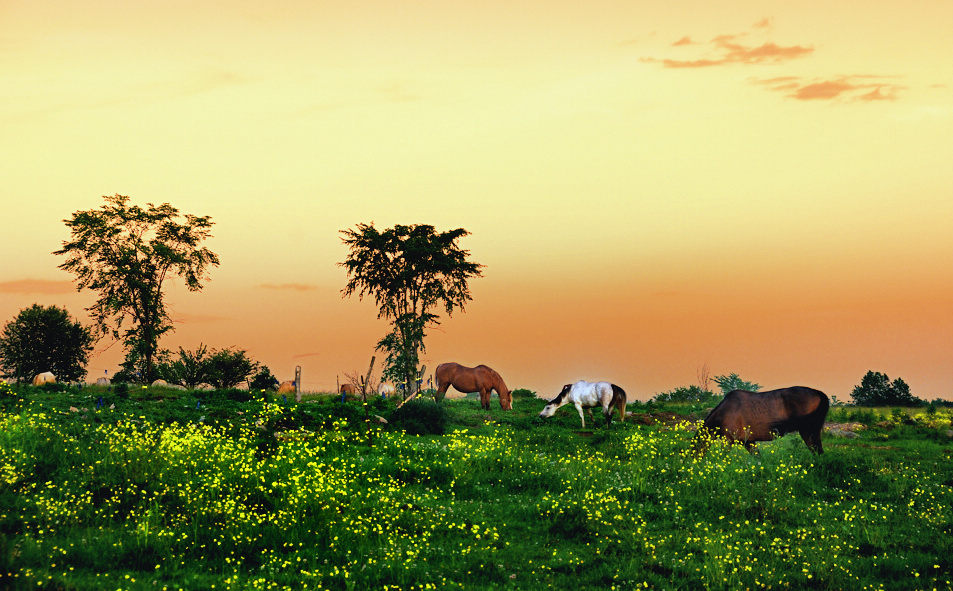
[1,382,951,590]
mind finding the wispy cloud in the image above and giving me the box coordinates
[0,279,74,294]
[292,352,321,359]
[643,33,813,68]
[258,283,320,292]
[754,76,904,101]
[640,20,908,103]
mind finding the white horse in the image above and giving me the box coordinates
[538,380,627,428]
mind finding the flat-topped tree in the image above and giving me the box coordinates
[340,223,482,395]
[54,194,219,383]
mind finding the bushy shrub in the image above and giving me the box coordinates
[652,385,717,403]
[713,373,761,395]
[388,399,448,435]
[249,366,279,391]
[510,388,536,399]
[851,371,923,406]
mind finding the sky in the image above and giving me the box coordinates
[2,0,952,400]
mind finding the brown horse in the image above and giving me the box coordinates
[700,386,829,453]
[435,362,513,410]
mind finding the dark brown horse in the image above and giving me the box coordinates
[700,387,829,453]
[435,363,513,410]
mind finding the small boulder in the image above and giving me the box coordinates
[151,379,168,387]
[96,377,110,386]
[277,381,296,395]
[32,372,56,386]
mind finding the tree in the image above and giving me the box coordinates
[712,373,761,395]
[0,304,94,383]
[249,366,279,391]
[155,344,211,388]
[205,347,257,389]
[851,371,922,406]
[54,194,219,382]
[340,223,482,394]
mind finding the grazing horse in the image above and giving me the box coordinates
[435,363,513,410]
[700,387,829,453]
[538,380,627,429]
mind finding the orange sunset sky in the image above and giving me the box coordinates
[2,1,952,400]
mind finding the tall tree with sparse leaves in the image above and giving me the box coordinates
[340,223,482,394]
[54,194,219,382]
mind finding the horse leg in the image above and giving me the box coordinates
[800,429,824,454]
[480,388,490,410]
[576,403,586,429]
[435,380,451,403]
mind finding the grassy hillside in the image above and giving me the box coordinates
[1,383,951,590]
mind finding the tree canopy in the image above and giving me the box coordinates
[340,223,482,393]
[54,194,219,382]
[851,371,922,406]
[0,304,94,383]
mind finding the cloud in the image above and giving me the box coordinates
[292,352,321,359]
[755,76,904,101]
[642,21,907,103]
[649,34,814,68]
[258,283,320,292]
[0,279,74,294]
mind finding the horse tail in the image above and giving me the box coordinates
[611,384,627,422]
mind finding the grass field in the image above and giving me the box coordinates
[1,382,951,590]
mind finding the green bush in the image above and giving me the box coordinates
[652,385,718,403]
[713,373,761,395]
[388,399,449,435]
[510,388,536,399]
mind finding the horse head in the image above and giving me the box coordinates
[538,384,572,419]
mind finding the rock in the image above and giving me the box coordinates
[340,383,356,395]
[151,379,168,387]
[195,383,214,391]
[277,381,296,394]
[32,372,56,386]
[373,415,388,425]
[96,377,110,386]
[826,428,859,439]
[945,429,953,439]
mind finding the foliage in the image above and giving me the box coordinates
[249,366,279,391]
[1,387,953,590]
[0,304,94,383]
[712,372,761,395]
[205,347,257,390]
[387,399,449,435]
[651,385,718,404]
[510,388,537,399]
[340,223,482,393]
[54,194,219,383]
[851,370,923,406]
[2,390,953,590]
[155,344,210,388]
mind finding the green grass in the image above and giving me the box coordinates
[1,382,951,590]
